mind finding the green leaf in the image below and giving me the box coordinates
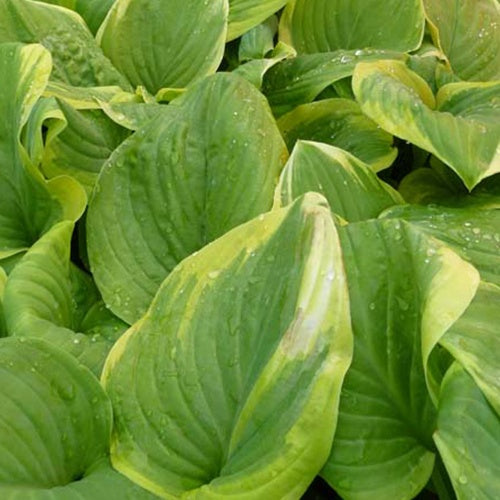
[277,99,397,171]
[3,222,127,376]
[0,268,6,337]
[233,42,296,90]
[352,60,500,190]
[280,0,425,54]
[98,101,169,131]
[380,204,500,287]
[440,282,500,416]
[228,0,287,41]
[0,0,130,89]
[41,99,130,195]
[97,0,228,94]
[423,0,500,82]
[275,141,403,221]
[434,363,500,499]
[0,43,86,264]
[88,72,288,324]
[102,193,352,498]
[0,337,155,499]
[238,15,278,62]
[322,218,478,499]
[75,0,116,34]
[262,49,406,116]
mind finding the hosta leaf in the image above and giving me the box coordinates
[0,268,6,337]
[97,0,228,94]
[322,219,478,499]
[75,0,116,34]
[441,282,500,416]
[434,363,500,498]
[262,50,406,116]
[352,60,500,190]
[99,101,168,131]
[0,43,86,264]
[0,0,129,89]
[381,205,500,287]
[233,42,296,90]
[280,0,425,54]
[88,72,287,324]
[102,193,352,498]
[228,0,287,41]
[41,99,130,195]
[238,15,278,62]
[423,0,500,82]
[278,99,397,171]
[275,141,402,221]
[3,222,127,376]
[0,337,154,499]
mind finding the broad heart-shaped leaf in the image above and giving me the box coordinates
[0,43,86,265]
[41,99,130,195]
[423,0,500,82]
[280,0,425,54]
[0,0,129,89]
[321,219,479,500]
[97,0,228,94]
[434,363,500,499]
[275,142,403,221]
[262,49,406,116]
[352,60,500,190]
[227,0,287,41]
[381,204,500,288]
[278,99,397,171]
[0,337,155,499]
[88,72,288,324]
[3,222,127,377]
[440,282,500,416]
[102,193,353,498]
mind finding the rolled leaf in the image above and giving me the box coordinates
[278,99,397,171]
[275,141,402,221]
[322,218,478,499]
[102,193,353,498]
[434,363,500,498]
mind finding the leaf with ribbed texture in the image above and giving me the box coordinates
[353,60,500,190]
[424,0,500,82]
[399,166,500,209]
[381,205,500,287]
[97,0,228,94]
[441,282,500,416]
[275,141,402,221]
[0,337,155,499]
[3,222,127,376]
[228,0,287,41]
[0,43,86,264]
[75,0,116,34]
[99,101,168,130]
[321,219,478,499]
[0,268,6,337]
[238,15,278,61]
[278,99,397,171]
[88,72,287,324]
[434,363,500,499]
[280,0,425,54]
[0,0,129,89]
[41,99,130,195]
[102,193,352,498]
[262,50,406,115]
